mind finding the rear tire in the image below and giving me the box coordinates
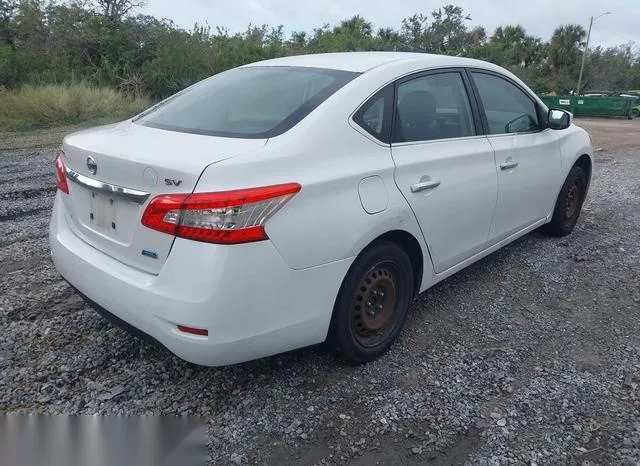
[632,109,640,119]
[325,241,414,364]
[540,165,587,237]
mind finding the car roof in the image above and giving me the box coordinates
[242,52,498,73]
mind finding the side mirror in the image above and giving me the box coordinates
[548,108,571,130]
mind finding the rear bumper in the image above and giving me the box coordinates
[49,194,353,366]
[69,284,167,350]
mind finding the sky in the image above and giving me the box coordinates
[142,0,639,48]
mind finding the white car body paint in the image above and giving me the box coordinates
[391,136,498,273]
[60,123,266,274]
[486,130,563,244]
[49,52,593,366]
[358,176,388,214]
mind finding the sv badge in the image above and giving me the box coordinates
[164,178,183,186]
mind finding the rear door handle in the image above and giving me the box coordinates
[500,160,519,170]
[410,178,441,193]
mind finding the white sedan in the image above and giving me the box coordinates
[49,52,593,366]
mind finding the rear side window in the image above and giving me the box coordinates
[135,66,359,138]
[393,72,475,143]
[471,72,539,135]
[353,85,393,143]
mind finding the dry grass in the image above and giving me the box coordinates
[0,83,151,131]
[0,123,99,152]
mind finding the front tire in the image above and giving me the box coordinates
[326,241,414,364]
[540,165,587,237]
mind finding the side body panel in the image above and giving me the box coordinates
[553,125,594,207]
[486,130,562,244]
[391,137,497,273]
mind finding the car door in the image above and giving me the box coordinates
[390,69,498,274]
[468,70,563,245]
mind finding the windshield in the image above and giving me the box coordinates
[135,66,359,138]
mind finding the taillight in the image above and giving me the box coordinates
[141,183,301,244]
[54,151,69,194]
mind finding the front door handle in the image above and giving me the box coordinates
[410,178,441,193]
[500,160,519,170]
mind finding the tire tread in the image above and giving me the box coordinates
[540,165,586,237]
[325,241,414,364]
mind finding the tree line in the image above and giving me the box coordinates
[1,0,639,99]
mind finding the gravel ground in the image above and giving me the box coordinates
[1,119,639,465]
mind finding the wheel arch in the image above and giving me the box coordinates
[358,229,424,297]
[574,153,592,191]
[553,123,594,219]
[574,153,591,177]
[549,152,592,222]
[325,228,426,356]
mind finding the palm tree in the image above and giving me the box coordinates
[331,15,374,51]
[549,24,586,71]
[493,25,526,46]
[375,27,404,51]
[489,25,542,68]
[334,16,373,39]
[519,36,543,68]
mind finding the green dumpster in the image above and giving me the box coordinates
[539,95,636,118]
[623,91,640,118]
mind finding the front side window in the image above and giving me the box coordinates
[135,66,359,138]
[393,72,475,143]
[471,72,539,135]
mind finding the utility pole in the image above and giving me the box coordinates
[576,12,611,95]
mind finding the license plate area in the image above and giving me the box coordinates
[88,191,120,236]
[67,182,141,247]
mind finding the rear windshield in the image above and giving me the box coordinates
[134,66,359,138]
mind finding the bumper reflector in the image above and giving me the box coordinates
[177,325,209,336]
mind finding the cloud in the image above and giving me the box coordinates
[326,1,344,19]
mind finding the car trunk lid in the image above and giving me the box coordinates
[59,121,267,274]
